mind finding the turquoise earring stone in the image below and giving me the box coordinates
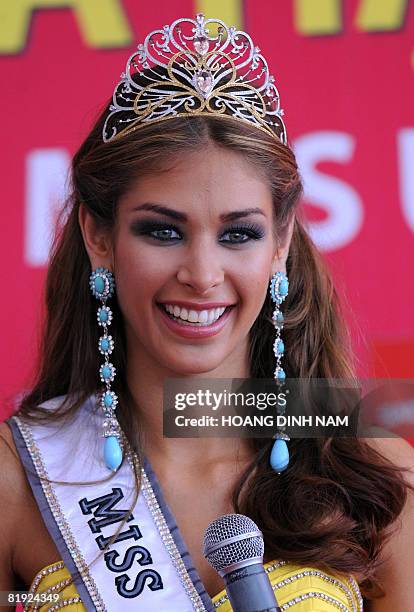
[94,276,105,295]
[101,365,112,380]
[270,438,289,472]
[278,278,289,297]
[104,436,123,471]
[100,337,110,352]
[103,392,113,408]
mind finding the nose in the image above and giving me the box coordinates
[176,243,225,294]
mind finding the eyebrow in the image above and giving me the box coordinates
[131,203,266,222]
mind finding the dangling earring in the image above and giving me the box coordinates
[89,267,123,472]
[269,271,290,473]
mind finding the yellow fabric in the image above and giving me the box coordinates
[28,560,362,611]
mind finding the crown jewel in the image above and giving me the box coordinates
[103,14,287,144]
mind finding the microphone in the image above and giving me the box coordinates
[203,514,281,612]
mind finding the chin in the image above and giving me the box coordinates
[162,353,229,377]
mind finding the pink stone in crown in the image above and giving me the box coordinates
[194,35,209,56]
[194,70,214,98]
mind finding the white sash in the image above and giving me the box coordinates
[12,396,213,612]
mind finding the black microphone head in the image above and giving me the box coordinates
[203,514,264,576]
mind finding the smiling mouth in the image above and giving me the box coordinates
[158,304,233,326]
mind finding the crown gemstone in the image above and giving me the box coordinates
[194,70,213,98]
[194,36,209,56]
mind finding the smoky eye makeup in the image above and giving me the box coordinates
[130,219,183,239]
[220,222,266,242]
[129,217,267,244]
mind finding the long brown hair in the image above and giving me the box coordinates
[18,106,409,598]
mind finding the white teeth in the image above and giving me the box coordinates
[162,304,228,325]
[188,310,198,323]
[198,310,208,323]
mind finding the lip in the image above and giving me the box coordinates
[157,301,235,311]
[157,303,235,339]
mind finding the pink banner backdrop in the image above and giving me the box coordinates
[1,1,414,424]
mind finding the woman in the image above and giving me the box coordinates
[1,14,413,611]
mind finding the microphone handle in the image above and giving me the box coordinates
[224,563,281,612]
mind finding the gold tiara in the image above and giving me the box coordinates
[103,13,287,144]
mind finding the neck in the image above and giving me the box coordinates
[126,342,253,469]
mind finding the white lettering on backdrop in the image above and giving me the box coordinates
[398,128,414,235]
[294,132,364,251]
[25,149,70,267]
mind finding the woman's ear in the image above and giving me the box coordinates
[78,203,113,270]
[271,215,295,277]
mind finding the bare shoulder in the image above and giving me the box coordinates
[0,420,32,602]
[0,420,30,499]
[0,420,62,592]
[0,420,34,528]
[362,436,414,610]
[363,435,414,483]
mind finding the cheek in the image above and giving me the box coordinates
[115,236,155,272]
[113,238,171,309]
[231,246,274,295]
[246,254,271,278]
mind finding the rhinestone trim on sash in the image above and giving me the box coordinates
[125,446,208,611]
[15,415,208,612]
[14,416,107,612]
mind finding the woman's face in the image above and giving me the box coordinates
[110,144,285,376]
